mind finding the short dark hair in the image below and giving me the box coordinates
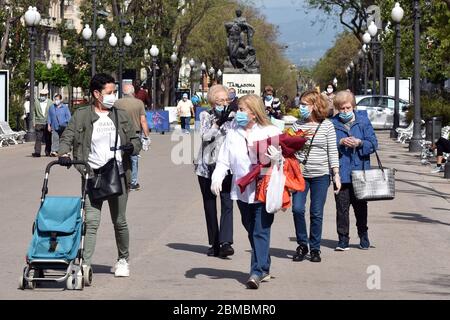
[90,73,115,95]
[54,93,62,99]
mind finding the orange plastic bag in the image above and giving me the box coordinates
[256,158,305,209]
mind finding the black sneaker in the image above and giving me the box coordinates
[292,243,308,262]
[310,249,321,262]
[359,232,370,250]
[219,243,234,257]
[31,153,41,157]
[130,183,141,191]
[246,274,261,289]
[207,246,220,257]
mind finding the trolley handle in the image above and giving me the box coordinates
[45,160,91,174]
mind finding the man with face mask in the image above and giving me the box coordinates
[32,89,52,157]
[322,82,337,117]
[176,93,194,134]
[58,73,142,281]
[47,93,71,156]
[227,87,238,112]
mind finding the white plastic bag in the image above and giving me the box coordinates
[265,160,286,214]
[141,136,151,151]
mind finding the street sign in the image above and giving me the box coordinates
[0,70,9,122]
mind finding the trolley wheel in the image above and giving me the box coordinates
[66,275,76,290]
[83,265,93,287]
[27,280,36,290]
[18,275,25,290]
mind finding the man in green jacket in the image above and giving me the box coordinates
[58,73,142,281]
[32,89,52,157]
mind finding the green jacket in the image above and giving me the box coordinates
[34,98,52,125]
[59,105,142,186]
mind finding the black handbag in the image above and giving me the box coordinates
[87,108,123,202]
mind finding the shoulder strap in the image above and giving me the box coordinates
[113,107,119,159]
[302,121,323,165]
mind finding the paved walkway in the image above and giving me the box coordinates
[0,130,449,299]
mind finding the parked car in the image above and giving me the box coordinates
[354,95,410,129]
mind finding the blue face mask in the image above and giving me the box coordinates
[299,104,311,119]
[265,95,273,101]
[339,111,354,123]
[236,111,249,127]
[215,105,224,112]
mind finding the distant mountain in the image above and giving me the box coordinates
[252,1,344,67]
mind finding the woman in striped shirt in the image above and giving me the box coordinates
[291,90,341,263]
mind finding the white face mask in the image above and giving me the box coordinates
[327,88,333,94]
[100,93,117,109]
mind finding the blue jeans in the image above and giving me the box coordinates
[292,175,330,251]
[237,201,274,277]
[130,155,139,185]
[184,117,191,132]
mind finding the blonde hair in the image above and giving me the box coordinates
[300,90,328,121]
[238,94,271,126]
[207,84,228,106]
[333,90,356,110]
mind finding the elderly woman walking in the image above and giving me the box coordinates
[211,94,282,289]
[330,90,378,250]
[195,85,235,258]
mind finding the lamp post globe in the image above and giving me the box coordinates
[109,33,118,47]
[150,45,159,57]
[123,33,132,46]
[201,62,206,71]
[170,52,177,63]
[391,2,404,23]
[333,77,338,87]
[362,32,371,45]
[209,66,215,75]
[368,21,378,37]
[217,69,222,77]
[46,61,52,69]
[33,8,41,25]
[96,24,106,40]
[82,24,92,40]
[189,58,195,68]
[24,6,35,26]
[350,61,354,68]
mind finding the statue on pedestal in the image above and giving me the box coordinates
[224,10,260,74]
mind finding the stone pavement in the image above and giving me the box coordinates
[0,130,449,299]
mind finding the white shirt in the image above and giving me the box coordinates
[39,100,47,115]
[212,122,281,203]
[88,112,123,173]
[24,101,30,114]
[177,99,193,117]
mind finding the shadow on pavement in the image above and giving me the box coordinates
[269,247,295,259]
[185,268,248,284]
[390,212,450,226]
[92,264,113,274]
[406,274,450,297]
[166,243,209,255]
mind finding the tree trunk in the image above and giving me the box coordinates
[0,16,12,69]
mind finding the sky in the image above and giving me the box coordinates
[248,0,344,67]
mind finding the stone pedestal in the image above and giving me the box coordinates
[222,73,261,97]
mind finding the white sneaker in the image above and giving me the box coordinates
[113,258,130,277]
[430,166,444,173]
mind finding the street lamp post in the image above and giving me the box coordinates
[46,59,52,97]
[209,66,215,87]
[368,21,378,95]
[345,67,350,89]
[201,62,206,98]
[24,6,41,142]
[217,69,222,84]
[189,58,195,97]
[362,34,371,95]
[170,52,177,106]
[82,22,107,77]
[109,30,132,98]
[409,0,422,152]
[378,34,385,95]
[390,2,404,138]
[150,45,159,110]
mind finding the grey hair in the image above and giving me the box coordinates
[123,84,135,96]
[207,84,228,105]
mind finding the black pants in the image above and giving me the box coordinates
[34,123,51,155]
[334,183,368,239]
[436,137,450,157]
[197,174,233,247]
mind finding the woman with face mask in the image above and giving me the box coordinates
[58,73,142,282]
[195,85,235,258]
[291,90,341,263]
[322,83,336,117]
[330,90,378,251]
[211,94,281,289]
[47,93,71,157]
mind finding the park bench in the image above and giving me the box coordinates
[0,121,26,146]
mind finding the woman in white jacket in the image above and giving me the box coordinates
[211,94,282,289]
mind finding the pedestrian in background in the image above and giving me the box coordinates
[228,87,239,112]
[32,89,52,157]
[322,82,337,117]
[331,90,378,251]
[291,90,340,263]
[177,93,194,134]
[195,85,235,258]
[134,79,151,110]
[115,83,150,191]
[211,94,281,289]
[47,93,71,157]
[58,73,141,280]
